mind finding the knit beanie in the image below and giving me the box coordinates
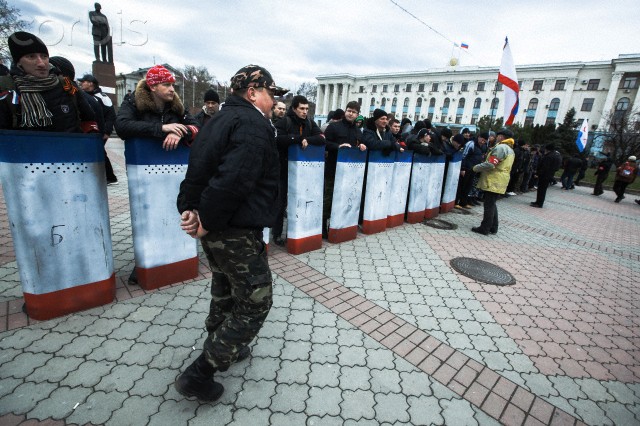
[372,108,387,121]
[333,109,345,120]
[204,89,220,103]
[440,128,453,139]
[146,65,175,87]
[417,128,429,139]
[9,32,48,63]
[452,134,465,145]
[49,56,75,80]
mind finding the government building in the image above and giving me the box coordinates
[315,54,640,132]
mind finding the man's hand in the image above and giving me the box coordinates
[181,210,200,238]
[301,139,309,149]
[460,170,466,177]
[163,132,181,151]
[103,134,109,142]
[358,143,367,151]
[162,123,188,136]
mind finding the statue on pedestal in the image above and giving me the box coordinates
[89,3,113,63]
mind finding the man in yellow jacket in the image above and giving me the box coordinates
[471,128,515,235]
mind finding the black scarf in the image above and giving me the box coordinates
[12,74,59,128]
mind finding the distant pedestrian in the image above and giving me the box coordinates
[561,153,583,190]
[195,89,220,127]
[592,153,613,196]
[530,143,561,208]
[613,156,638,203]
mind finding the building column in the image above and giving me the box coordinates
[598,72,624,130]
[331,84,338,112]
[317,84,326,115]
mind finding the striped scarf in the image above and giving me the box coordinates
[12,74,59,128]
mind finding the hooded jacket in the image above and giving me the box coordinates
[473,138,515,194]
[115,79,198,142]
[177,94,280,232]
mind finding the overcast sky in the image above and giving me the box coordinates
[14,0,640,91]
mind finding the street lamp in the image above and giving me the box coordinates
[192,76,198,108]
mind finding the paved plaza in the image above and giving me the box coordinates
[0,138,639,425]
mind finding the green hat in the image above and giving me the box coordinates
[355,115,364,122]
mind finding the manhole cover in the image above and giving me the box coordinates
[451,208,473,215]
[424,219,458,230]
[450,257,516,286]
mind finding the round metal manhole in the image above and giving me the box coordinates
[424,219,458,230]
[451,208,473,215]
[450,257,516,286]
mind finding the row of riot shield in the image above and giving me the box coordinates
[0,131,197,320]
[284,145,462,254]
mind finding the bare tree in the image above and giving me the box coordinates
[180,65,216,109]
[296,82,317,103]
[602,107,640,165]
[0,0,28,65]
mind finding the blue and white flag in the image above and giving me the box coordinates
[576,119,589,152]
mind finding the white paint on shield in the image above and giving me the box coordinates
[287,160,324,239]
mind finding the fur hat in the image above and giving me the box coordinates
[204,89,220,103]
[146,65,176,87]
[8,31,48,63]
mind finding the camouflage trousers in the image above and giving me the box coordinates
[199,227,273,370]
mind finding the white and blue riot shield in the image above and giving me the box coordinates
[362,150,394,234]
[424,154,446,219]
[328,148,367,243]
[441,151,463,213]
[386,150,412,228]
[406,152,429,223]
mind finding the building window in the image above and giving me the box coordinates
[446,82,453,91]
[587,79,600,90]
[581,98,594,112]
[576,118,584,129]
[427,112,434,121]
[554,80,566,91]
[622,77,637,89]
[431,83,439,92]
[477,82,485,92]
[473,98,481,109]
[528,98,539,110]
[443,98,450,108]
[455,115,462,124]
[405,84,412,92]
[491,98,499,110]
[471,116,478,125]
[382,84,388,92]
[418,83,425,92]
[403,97,409,107]
[358,98,362,105]
[416,98,422,107]
[392,84,399,92]
[524,117,534,126]
[359,86,364,93]
[381,98,386,108]
[461,82,468,92]
[616,97,630,111]
[370,97,376,106]
[372,85,377,93]
[532,80,543,91]
[549,98,560,111]
[429,98,436,107]
[392,97,398,107]
[496,82,503,91]
[545,117,556,126]
[458,98,465,108]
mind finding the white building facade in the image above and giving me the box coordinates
[316,54,640,131]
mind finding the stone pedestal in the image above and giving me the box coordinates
[92,61,117,108]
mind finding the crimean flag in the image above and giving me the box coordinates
[498,37,519,125]
[461,43,469,49]
[576,119,589,152]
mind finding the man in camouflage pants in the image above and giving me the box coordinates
[175,64,288,402]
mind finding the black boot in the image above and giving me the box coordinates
[174,353,224,402]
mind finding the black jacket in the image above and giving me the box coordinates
[362,117,402,155]
[324,118,363,178]
[537,151,558,178]
[195,109,213,128]
[0,68,95,132]
[89,88,116,135]
[461,141,485,171]
[275,108,325,174]
[115,79,198,142]
[177,94,280,232]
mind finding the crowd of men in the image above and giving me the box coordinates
[1,30,639,404]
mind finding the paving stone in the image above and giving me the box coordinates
[58,335,106,357]
[340,389,376,420]
[492,336,521,354]
[80,318,124,337]
[598,401,638,425]
[100,302,140,319]
[188,403,234,425]
[152,309,187,326]
[269,411,309,425]
[60,360,115,388]
[602,381,638,405]
[306,414,344,426]
[550,376,588,400]
[271,383,309,413]
[575,378,614,402]
[285,323,313,341]
[27,385,92,421]
[259,320,288,339]
[149,346,192,370]
[215,374,245,405]
[374,392,410,423]
[308,362,340,388]
[481,350,513,372]
[338,346,367,367]
[371,368,402,393]
[244,356,280,381]
[235,379,277,410]
[0,376,21,398]
[148,399,195,426]
[165,328,201,348]
[48,315,98,334]
[27,331,77,354]
[471,335,498,352]
[109,321,150,340]
[0,381,57,414]
[569,398,609,425]
[1,351,54,379]
[339,365,371,391]
[310,326,338,345]
[29,356,83,383]
[505,353,538,374]
[306,386,343,417]
[310,342,340,364]
[407,394,444,425]
[0,328,48,350]
[446,332,474,350]
[87,338,135,362]
[95,364,146,393]
[129,367,175,397]
[0,347,21,368]
[108,395,161,426]
[399,371,434,397]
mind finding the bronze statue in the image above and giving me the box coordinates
[89,3,113,63]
